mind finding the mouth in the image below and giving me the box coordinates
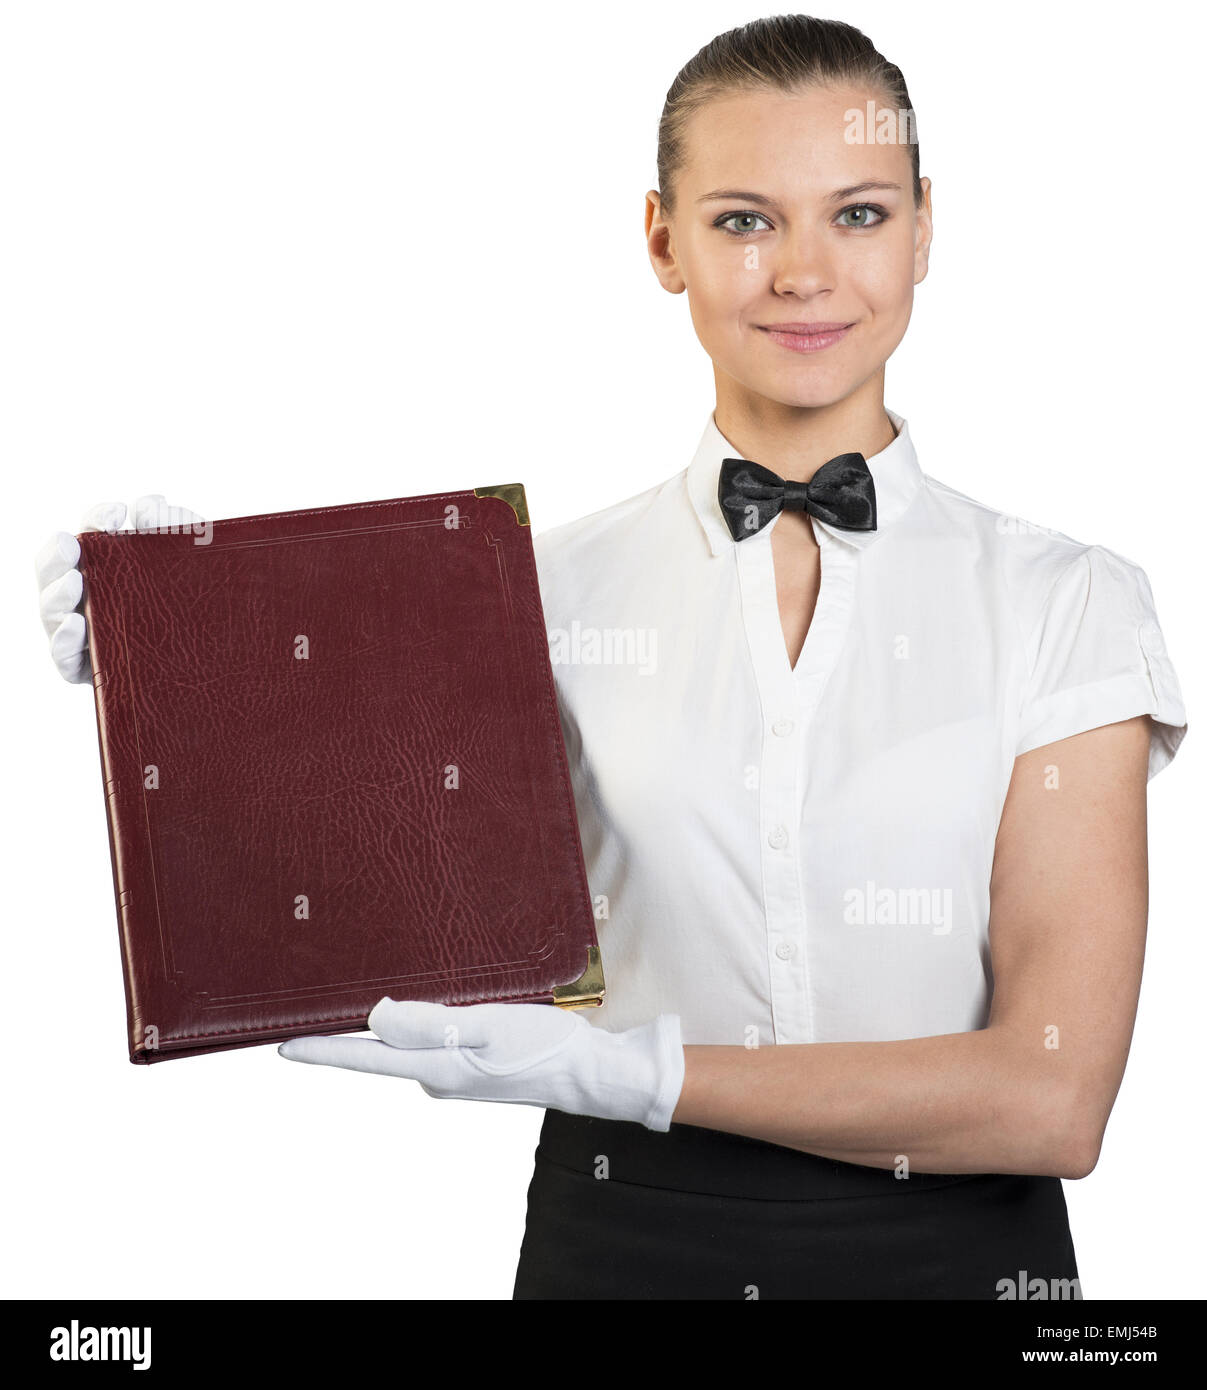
[757,321,854,354]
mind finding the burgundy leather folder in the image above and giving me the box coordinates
[77,484,603,1064]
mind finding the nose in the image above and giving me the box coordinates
[770,230,835,299]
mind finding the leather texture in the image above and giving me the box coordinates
[77,489,599,1063]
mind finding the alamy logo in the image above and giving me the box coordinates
[49,1320,151,1370]
[996,1271,1082,1301]
[133,512,212,546]
[843,100,918,145]
[843,880,953,935]
[547,621,658,675]
[995,513,1063,537]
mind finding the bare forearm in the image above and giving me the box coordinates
[672,1029,1090,1178]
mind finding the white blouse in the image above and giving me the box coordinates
[532,411,1188,1046]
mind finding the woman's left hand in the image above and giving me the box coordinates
[279,999,685,1132]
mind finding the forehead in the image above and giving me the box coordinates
[680,84,912,196]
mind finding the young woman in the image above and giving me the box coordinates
[38,15,1188,1300]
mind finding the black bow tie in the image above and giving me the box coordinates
[718,453,877,542]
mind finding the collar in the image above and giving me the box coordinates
[686,407,924,555]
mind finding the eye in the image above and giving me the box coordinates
[715,211,774,238]
[835,203,888,229]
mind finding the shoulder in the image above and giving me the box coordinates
[916,471,1158,630]
[531,469,688,605]
[533,472,683,558]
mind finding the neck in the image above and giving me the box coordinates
[713,371,897,482]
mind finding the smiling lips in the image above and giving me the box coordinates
[759,321,854,353]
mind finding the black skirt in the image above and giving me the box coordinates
[512,1108,1081,1300]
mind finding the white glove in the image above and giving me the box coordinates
[279,1000,686,1132]
[35,496,207,683]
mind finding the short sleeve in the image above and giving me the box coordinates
[1015,544,1188,780]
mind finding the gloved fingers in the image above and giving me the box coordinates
[34,532,82,592]
[278,1033,460,1088]
[130,494,206,532]
[369,998,585,1076]
[80,501,128,534]
[367,997,578,1053]
[48,613,92,684]
[366,997,496,1049]
[38,566,83,638]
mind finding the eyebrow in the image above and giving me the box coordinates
[696,180,902,207]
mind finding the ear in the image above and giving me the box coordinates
[913,175,933,286]
[646,190,686,294]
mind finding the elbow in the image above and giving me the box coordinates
[1030,1079,1107,1181]
[1052,1133,1101,1181]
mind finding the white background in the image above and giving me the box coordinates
[3,0,1202,1300]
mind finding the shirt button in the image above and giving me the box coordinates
[775,941,795,960]
[768,826,789,850]
[772,718,795,737]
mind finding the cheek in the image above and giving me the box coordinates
[693,249,761,310]
[685,253,761,346]
[848,234,917,319]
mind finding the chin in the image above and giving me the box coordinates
[735,368,859,412]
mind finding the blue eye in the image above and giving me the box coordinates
[835,203,888,228]
[716,211,773,238]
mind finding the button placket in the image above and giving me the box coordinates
[736,523,862,1043]
[733,532,809,1042]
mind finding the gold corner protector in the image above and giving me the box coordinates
[551,943,605,1009]
[473,483,529,527]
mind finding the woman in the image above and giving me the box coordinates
[38,15,1188,1300]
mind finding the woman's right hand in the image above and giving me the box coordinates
[35,496,206,684]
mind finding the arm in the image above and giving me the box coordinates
[672,714,1152,1180]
